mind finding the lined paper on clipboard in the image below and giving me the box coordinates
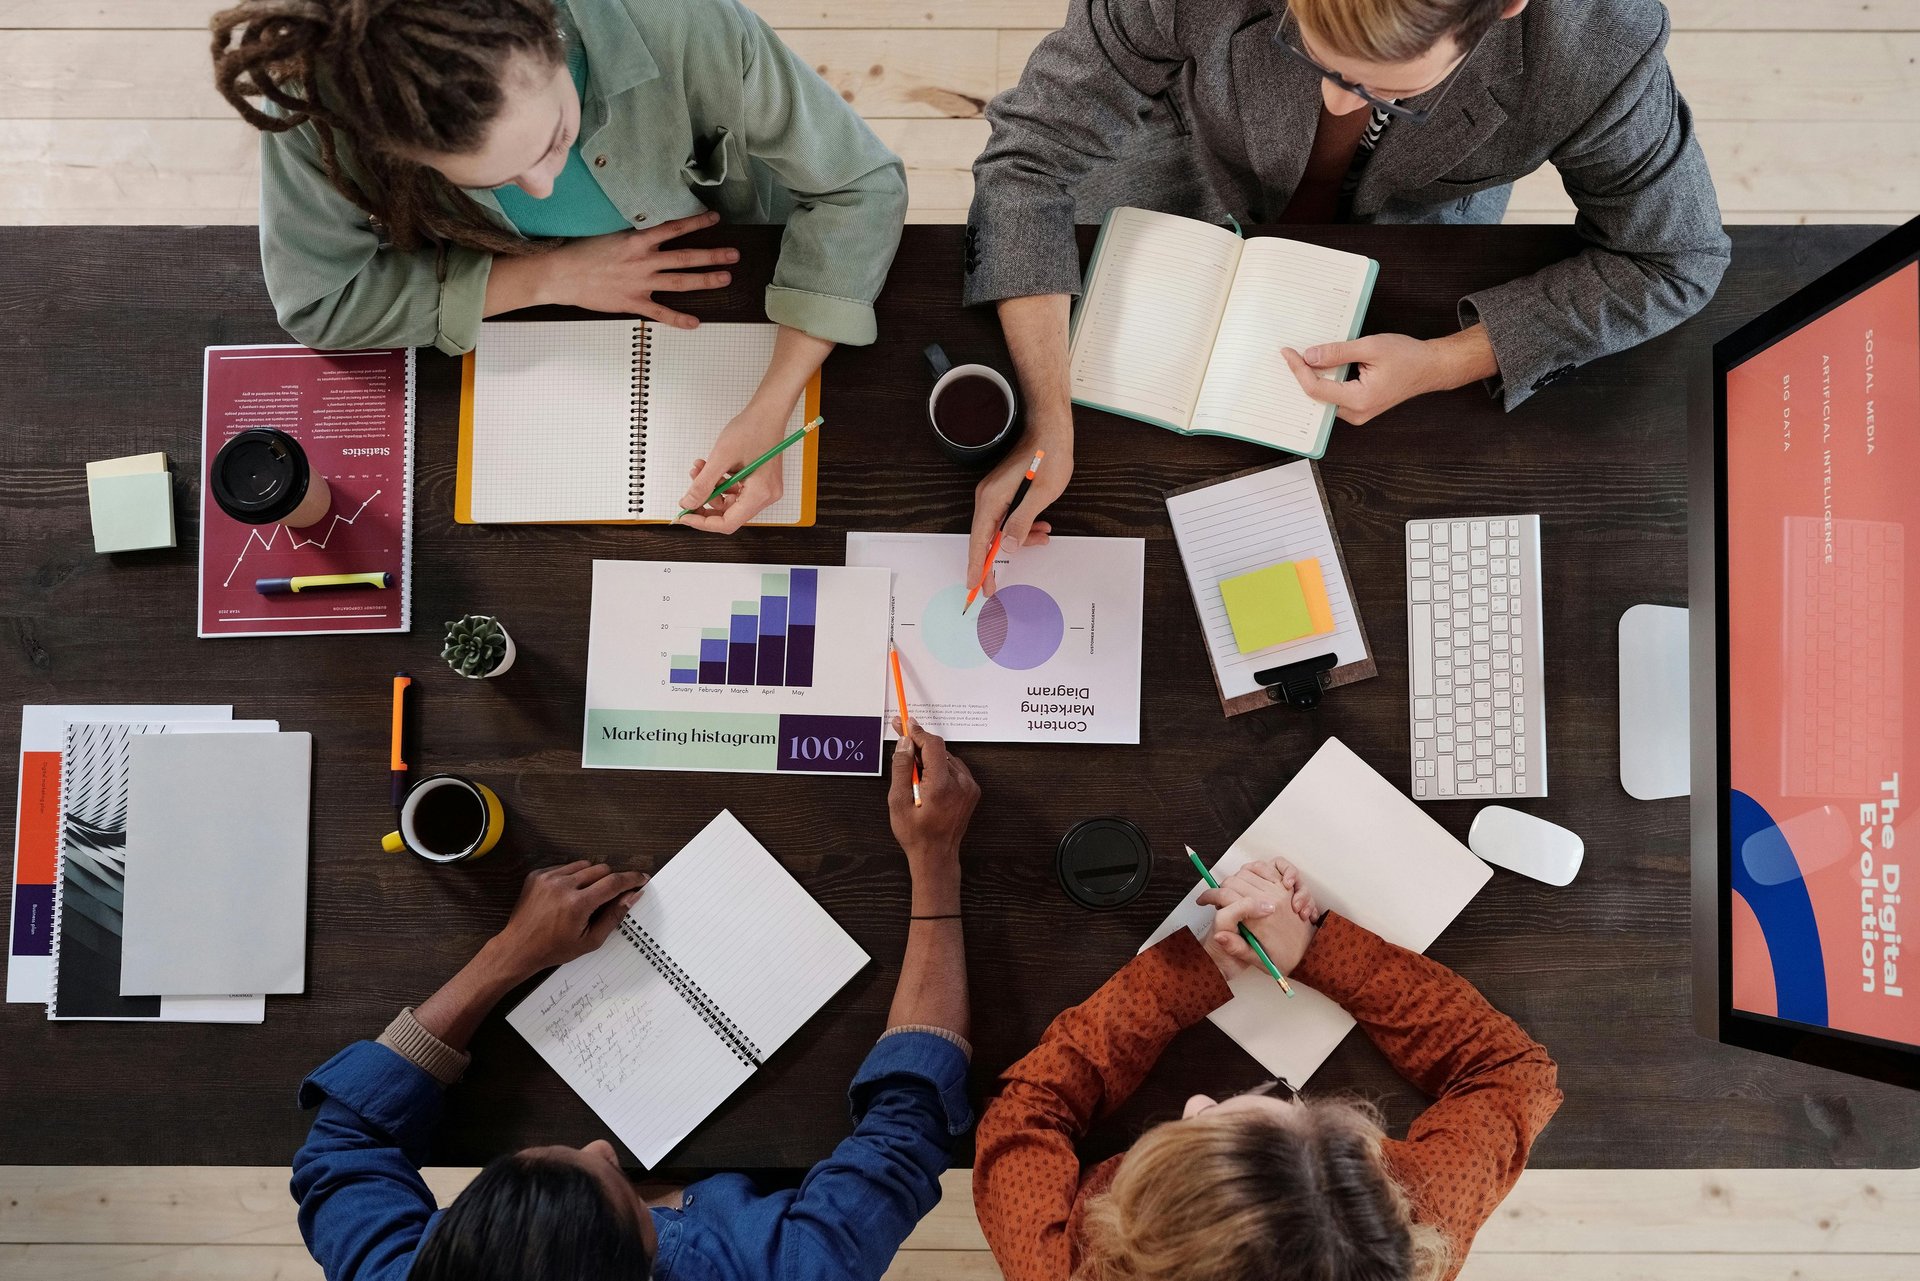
[1166,461,1375,713]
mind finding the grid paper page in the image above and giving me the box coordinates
[1191,238,1372,451]
[1069,208,1242,429]
[1166,461,1367,700]
[507,810,867,1166]
[642,323,804,523]
[470,320,637,522]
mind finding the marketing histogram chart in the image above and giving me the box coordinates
[846,532,1144,743]
[669,570,818,688]
[585,561,889,775]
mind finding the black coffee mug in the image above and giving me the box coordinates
[925,344,1017,465]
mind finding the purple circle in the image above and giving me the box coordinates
[977,584,1065,669]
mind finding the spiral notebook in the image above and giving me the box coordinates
[507,810,868,1167]
[456,319,820,525]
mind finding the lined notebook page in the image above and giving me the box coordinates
[642,324,804,523]
[1166,461,1367,700]
[1191,238,1373,451]
[470,320,637,522]
[507,810,867,1167]
[1069,207,1242,429]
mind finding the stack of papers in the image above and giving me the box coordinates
[6,706,311,1023]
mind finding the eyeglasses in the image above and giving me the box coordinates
[1276,23,1489,124]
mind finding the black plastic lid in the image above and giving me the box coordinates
[1056,817,1152,910]
[210,428,310,524]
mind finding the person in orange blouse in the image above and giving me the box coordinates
[973,856,1562,1281]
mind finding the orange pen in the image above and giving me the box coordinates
[389,671,412,809]
[888,644,921,806]
[964,449,1046,615]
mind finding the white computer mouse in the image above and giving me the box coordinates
[1467,806,1584,886]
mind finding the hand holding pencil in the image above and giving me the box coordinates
[1194,855,1320,986]
[887,724,978,874]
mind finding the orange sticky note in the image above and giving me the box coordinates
[1294,557,1335,635]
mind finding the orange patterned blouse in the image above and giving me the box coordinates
[972,913,1563,1281]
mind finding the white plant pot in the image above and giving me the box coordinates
[479,629,516,678]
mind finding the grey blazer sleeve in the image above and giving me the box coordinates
[962,0,1185,307]
[1459,12,1730,409]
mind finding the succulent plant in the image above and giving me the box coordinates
[442,614,510,677]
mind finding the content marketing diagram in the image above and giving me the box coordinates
[583,560,890,776]
[847,532,1145,744]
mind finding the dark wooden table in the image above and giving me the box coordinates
[3,224,1917,1172]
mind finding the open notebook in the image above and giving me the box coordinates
[1069,207,1378,459]
[508,810,869,1167]
[1142,738,1490,1088]
[457,320,820,525]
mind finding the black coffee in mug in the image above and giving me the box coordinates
[411,784,485,858]
[933,375,1013,447]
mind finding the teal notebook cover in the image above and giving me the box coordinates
[1068,209,1379,461]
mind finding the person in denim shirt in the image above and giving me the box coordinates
[292,725,977,1281]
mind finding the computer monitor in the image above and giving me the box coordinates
[1693,216,1919,1088]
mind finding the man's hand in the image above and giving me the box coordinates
[1281,324,1499,425]
[534,211,738,327]
[966,439,1065,598]
[489,862,648,977]
[1196,857,1320,978]
[888,724,979,887]
[677,400,792,532]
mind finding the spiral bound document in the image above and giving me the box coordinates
[456,320,820,525]
[507,810,868,1167]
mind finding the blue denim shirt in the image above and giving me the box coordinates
[291,1031,972,1281]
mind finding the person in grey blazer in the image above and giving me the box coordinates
[959,0,1729,593]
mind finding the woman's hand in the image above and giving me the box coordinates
[1196,857,1320,978]
[676,400,793,532]
[1280,324,1499,425]
[489,861,648,977]
[533,211,739,328]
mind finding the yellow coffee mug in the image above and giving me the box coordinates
[382,774,505,863]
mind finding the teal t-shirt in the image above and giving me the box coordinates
[492,40,632,237]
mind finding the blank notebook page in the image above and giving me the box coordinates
[470,320,637,522]
[507,810,867,1167]
[642,323,804,523]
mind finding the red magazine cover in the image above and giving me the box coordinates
[198,345,415,637]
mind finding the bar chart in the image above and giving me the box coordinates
[668,568,818,688]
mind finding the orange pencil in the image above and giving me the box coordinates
[889,643,921,806]
[964,450,1045,615]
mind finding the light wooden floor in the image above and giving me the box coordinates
[3,2,1918,1278]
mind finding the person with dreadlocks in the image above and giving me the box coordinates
[212,0,908,532]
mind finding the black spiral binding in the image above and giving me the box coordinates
[628,322,649,516]
[619,919,763,1068]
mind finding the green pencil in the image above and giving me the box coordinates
[1186,845,1294,997]
[677,415,823,519]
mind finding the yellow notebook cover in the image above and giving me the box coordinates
[455,329,820,527]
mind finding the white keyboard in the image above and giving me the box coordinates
[1405,515,1547,799]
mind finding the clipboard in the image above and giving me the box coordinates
[1165,460,1377,716]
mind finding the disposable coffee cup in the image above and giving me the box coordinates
[382,774,505,864]
[210,427,333,529]
[925,343,1017,465]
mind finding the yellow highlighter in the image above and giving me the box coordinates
[255,571,392,596]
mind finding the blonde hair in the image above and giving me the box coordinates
[1290,0,1506,64]
[1078,1097,1452,1281]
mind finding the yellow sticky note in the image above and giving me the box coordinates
[1220,563,1315,653]
[1294,557,1336,635]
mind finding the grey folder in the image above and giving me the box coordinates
[118,732,312,996]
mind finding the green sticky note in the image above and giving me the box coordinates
[1220,562,1313,653]
[89,471,176,553]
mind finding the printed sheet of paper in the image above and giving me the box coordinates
[583,560,891,775]
[846,532,1144,744]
